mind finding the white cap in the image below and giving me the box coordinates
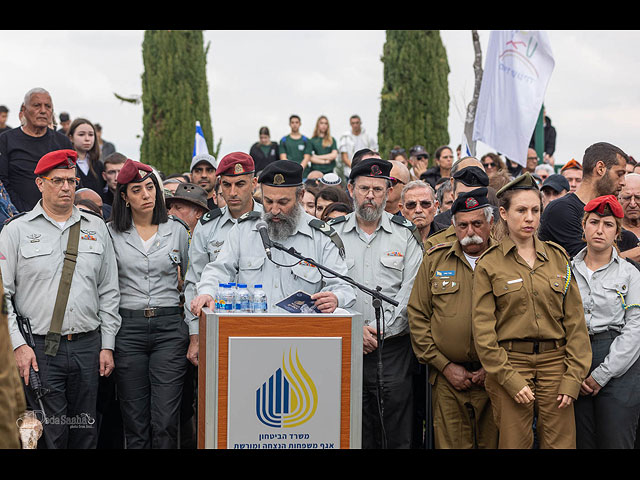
[320,172,341,186]
[190,153,217,171]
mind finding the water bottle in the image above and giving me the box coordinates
[236,284,252,313]
[221,284,235,312]
[251,284,268,313]
[214,283,225,311]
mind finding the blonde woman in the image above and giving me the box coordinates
[308,115,338,176]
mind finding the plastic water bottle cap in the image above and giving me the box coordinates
[254,284,262,288]
[238,284,247,288]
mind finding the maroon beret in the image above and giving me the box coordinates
[117,159,154,185]
[34,149,77,175]
[216,152,255,177]
[584,195,624,219]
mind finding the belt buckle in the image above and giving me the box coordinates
[532,341,540,354]
[144,308,157,318]
[67,334,73,341]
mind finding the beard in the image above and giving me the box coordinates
[263,202,302,242]
[353,195,386,223]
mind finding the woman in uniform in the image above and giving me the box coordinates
[572,195,640,448]
[108,159,190,449]
[472,173,591,449]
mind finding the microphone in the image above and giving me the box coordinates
[255,220,272,260]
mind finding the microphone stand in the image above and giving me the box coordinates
[269,241,397,449]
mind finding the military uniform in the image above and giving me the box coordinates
[471,173,591,449]
[424,224,456,251]
[0,202,121,448]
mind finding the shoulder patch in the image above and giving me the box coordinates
[327,215,347,226]
[544,240,570,261]
[238,210,261,223]
[426,242,452,255]
[169,214,190,231]
[3,211,27,226]
[390,214,417,231]
[199,207,223,225]
[309,218,345,259]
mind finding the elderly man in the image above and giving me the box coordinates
[330,158,423,449]
[165,183,209,232]
[75,187,111,220]
[190,159,355,319]
[0,149,121,448]
[385,160,411,216]
[408,188,498,449]
[560,158,583,193]
[183,152,263,366]
[0,88,73,212]
[190,153,217,210]
[534,163,554,184]
[400,180,439,243]
[620,173,640,240]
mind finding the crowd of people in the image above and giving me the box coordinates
[1,87,640,450]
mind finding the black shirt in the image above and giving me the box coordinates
[249,141,279,174]
[0,127,73,212]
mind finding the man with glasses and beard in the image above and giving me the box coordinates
[329,158,423,449]
[408,188,499,449]
[190,160,355,317]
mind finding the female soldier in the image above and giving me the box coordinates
[572,195,640,448]
[472,173,591,449]
[108,159,190,449]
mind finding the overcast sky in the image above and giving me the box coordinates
[3,30,639,173]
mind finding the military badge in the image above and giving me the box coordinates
[274,173,285,185]
[234,163,244,174]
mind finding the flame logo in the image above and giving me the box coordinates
[255,348,318,428]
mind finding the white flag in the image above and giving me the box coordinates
[193,121,209,157]
[472,30,554,167]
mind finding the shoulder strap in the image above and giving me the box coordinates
[3,211,27,226]
[327,215,347,226]
[169,214,190,232]
[308,218,346,259]
[390,215,424,252]
[238,210,261,223]
[44,220,81,357]
[426,242,451,256]
[199,207,223,225]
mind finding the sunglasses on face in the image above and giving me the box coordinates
[404,200,432,210]
[482,162,495,168]
[390,177,406,186]
[416,155,429,161]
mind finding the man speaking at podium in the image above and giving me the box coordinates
[190,160,355,316]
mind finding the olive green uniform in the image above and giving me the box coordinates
[472,235,592,449]
[408,238,498,449]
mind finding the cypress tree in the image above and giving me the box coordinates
[378,30,450,166]
[140,30,215,175]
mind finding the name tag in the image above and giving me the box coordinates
[507,278,523,284]
[436,270,455,277]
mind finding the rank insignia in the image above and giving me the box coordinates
[274,173,285,185]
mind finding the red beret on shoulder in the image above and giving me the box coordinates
[117,159,154,185]
[34,149,77,175]
[216,152,255,177]
[584,195,624,218]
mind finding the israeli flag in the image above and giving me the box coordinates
[193,121,209,157]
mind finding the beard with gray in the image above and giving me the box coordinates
[262,201,302,242]
[353,194,387,223]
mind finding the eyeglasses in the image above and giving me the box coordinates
[416,155,429,161]
[620,194,640,204]
[389,177,406,186]
[482,162,495,168]
[404,200,433,210]
[41,176,80,188]
[355,185,387,196]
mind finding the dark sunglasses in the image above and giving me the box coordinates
[391,148,406,156]
[482,162,495,168]
[404,200,432,210]
[416,154,429,161]
[390,177,406,186]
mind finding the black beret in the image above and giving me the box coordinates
[450,187,490,216]
[496,172,539,197]
[452,166,489,187]
[258,160,303,187]
[349,158,392,181]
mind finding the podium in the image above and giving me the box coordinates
[197,308,363,449]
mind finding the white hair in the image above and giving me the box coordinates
[400,180,435,203]
[451,205,493,226]
[534,164,554,175]
[23,87,51,107]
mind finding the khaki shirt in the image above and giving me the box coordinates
[1,202,121,350]
[197,211,356,311]
[330,211,423,338]
[183,202,263,333]
[472,235,591,399]
[408,238,497,382]
[424,224,456,251]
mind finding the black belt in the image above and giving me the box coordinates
[119,307,183,318]
[589,330,621,341]
[499,338,566,354]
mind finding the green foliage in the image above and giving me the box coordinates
[378,30,450,166]
[140,30,216,175]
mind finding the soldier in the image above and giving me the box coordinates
[0,149,121,448]
[471,173,592,449]
[190,160,355,316]
[183,152,263,366]
[329,158,423,449]
[408,187,499,448]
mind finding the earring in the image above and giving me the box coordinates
[126,201,130,207]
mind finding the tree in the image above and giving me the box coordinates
[378,30,450,166]
[139,30,219,175]
[463,30,484,157]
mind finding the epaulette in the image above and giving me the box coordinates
[78,208,103,221]
[237,210,261,223]
[390,215,424,251]
[476,243,500,263]
[327,215,347,226]
[426,242,452,256]
[169,214,190,232]
[544,240,570,262]
[309,218,346,259]
[3,211,27,226]
[199,207,223,225]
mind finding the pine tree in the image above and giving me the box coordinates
[140,30,216,175]
[378,30,450,166]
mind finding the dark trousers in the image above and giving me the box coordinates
[28,329,100,449]
[575,331,640,449]
[115,311,189,449]
[362,334,414,449]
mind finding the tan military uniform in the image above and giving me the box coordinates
[472,235,592,449]
[408,238,498,449]
[424,224,456,251]
[0,278,26,448]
